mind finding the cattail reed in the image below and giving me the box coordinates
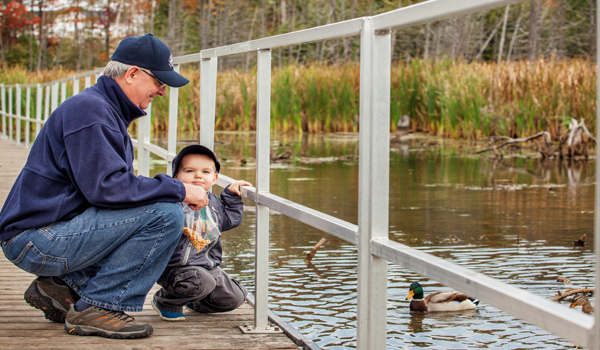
[2,59,595,140]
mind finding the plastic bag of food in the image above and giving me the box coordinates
[181,204,220,252]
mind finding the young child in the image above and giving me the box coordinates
[152,144,251,321]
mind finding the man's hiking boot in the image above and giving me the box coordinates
[64,305,153,339]
[24,276,79,323]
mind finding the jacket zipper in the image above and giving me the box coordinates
[204,239,217,269]
[182,240,193,265]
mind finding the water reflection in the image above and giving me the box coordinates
[149,132,594,349]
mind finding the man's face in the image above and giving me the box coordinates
[123,67,166,110]
[174,154,218,191]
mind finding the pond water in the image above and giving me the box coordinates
[149,131,595,349]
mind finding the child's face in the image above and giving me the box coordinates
[175,154,218,191]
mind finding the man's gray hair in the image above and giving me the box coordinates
[103,61,134,79]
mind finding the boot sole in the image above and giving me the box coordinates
[64,322,154,339]
[24,281,66,323]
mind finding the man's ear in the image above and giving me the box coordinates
[214,173,219,182]
[124,66,140,85]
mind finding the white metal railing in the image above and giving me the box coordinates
[0,0,597,349]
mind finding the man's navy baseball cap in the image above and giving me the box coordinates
[172,145,221,176]
[111,33,189,88]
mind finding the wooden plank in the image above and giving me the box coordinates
[0,139,302,350]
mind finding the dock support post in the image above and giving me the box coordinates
[357,18,391,350]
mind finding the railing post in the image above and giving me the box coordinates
[73,76,80,95]
[167,64,181,176]
[85,75,91,89]
[253,48,276,332]
[15,85,21,145]
[35,84,42,138]
[1,85,5,138]
[357,18,391,350]
[44,85,51,121]
[61,81,67,103]
[25,86,31,148]
[137,104,151,177]
[199,56,218,149]
[8,87,13,142]
[51,82,58,114]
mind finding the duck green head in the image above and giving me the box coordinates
[406,282,425,300]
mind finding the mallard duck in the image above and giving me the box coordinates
[570,295,593,314]
[405,282,480,312]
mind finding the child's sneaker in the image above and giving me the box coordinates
[184,302,195,312]
[152,299,185,321]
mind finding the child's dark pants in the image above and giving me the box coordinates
[154,265,247,313]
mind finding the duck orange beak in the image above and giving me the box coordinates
[406,290,414,300]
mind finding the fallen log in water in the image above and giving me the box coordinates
[475,118,596,160]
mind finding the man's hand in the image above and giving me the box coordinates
[183,183,208,210]
[229,180,252,195]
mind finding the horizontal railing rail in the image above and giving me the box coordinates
[0,0,597,349]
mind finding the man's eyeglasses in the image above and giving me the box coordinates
[139,68,166,89]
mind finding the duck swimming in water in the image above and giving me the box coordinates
[405,282,480,312]
[570,294,593,314]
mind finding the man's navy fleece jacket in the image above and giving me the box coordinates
[0,76,186,241]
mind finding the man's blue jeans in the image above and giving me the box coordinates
[1,202,183,312]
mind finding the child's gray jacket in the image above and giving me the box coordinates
[166,185,244,270]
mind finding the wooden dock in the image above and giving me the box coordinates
[0,138,305,350]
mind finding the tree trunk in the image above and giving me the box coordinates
[497,5,510,63]
[36,0,46,70]
[434,22,442,60]
[281,0,287,26]
[589,0,596,58]
[288,0,295,64]
[29,22,34,71]
[390,0,402,61]
[245,6,258,71]
[75,0,82,71]
[507,8,523,61]
[151,0,156,34]
[556,0,565,59]
[527,0,539,61]
[343,0,357,61]
[168,0,177,54]
[424,22,430,60]
[0,27,5,69]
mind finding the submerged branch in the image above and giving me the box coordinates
[550,287,594,302]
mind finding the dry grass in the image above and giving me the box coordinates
[2,58,595,139]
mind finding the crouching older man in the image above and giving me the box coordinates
[0,34,207,339]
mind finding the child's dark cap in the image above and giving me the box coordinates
[172,144,221,175]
